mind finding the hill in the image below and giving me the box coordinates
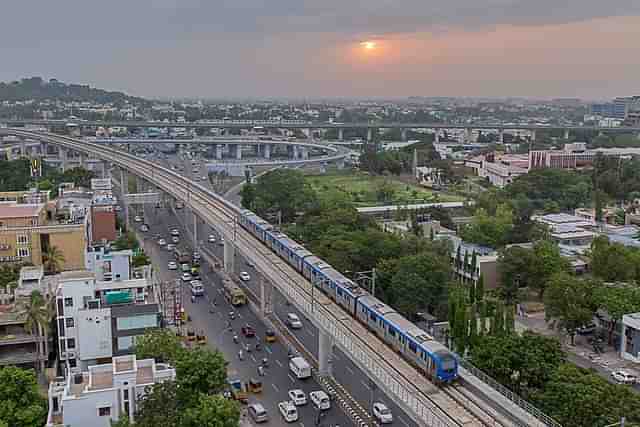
[0,77,148,105]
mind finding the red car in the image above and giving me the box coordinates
[241,324,256,338]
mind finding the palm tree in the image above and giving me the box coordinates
[22,290,53,372]
[43,246,65,275]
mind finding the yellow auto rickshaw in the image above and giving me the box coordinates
[249,378,263,393]
[187,329,196,342]
[265,329,276,343]
[197,332,207,345]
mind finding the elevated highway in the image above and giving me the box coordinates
[0,128,555,427]
[4,118,640,132]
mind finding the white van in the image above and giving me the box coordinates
[289,356,311,379]
[310,390,331,411]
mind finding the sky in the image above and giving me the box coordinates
[1,1,639,99]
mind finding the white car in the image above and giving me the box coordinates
[309,391,330,411]
[181,263,190,272]
[611,370,638,385]
[172,236,180,244]
[181,273,192,282]
[286,313,303,329]
[190,282,204,296]
[158,238,167,246]
[278,401,298,423]
[140,224,149,232]
[287,389,307,406]
[170,229,180,236]
[218,237,225,246]
[208,234,216,243]
[168,261,178,270]
[201,175,207,181]
[166,243,176,251]
[239,271,251,282]
[134,215,142,223]
[373,402,393,424]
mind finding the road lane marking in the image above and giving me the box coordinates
[398,416,410,427]
[251,355,257,363]
[288,374,295,383]
[361,380,371,390]
[272,383,279,392]
[275,359,283,368]
[345,366,354,375]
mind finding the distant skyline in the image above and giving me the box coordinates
[1,1,639,99]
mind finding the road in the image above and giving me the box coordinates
[129,147,419,427]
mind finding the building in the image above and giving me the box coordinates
[621,312,640,364]
[590,102,626,119]
[55,249,160,372]
[477,153,529,188]
[532,213,596,255]
[0,189,51,204]
[46,354,175,427]
[0,203,87,271]
[90,193,117,244]
[0,266,54,371]
[443,235,500,289]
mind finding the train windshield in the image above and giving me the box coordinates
[436,351,457,373]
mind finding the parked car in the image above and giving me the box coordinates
[286,313,303,329]
[190,281,204,296]
[248,404,268,423]
[158,238,167,246]
[208,234,216,243]
[168,261,178,270]
[172,236,180,244]
[170,228,180,236]
[611,370,638,385]
[239,271,251,282]
[181,273,192,282]
[134,215,142,223]
[140,224,149,232]
[166,243,176,251]
[373,402,393,424]
[577,323,597,335]
[288,389,307,406]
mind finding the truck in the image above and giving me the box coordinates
[223,279,247,306]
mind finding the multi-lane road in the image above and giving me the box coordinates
[125,148,418,427]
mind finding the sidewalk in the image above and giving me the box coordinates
[516,311,640,390]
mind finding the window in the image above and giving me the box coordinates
[409,341,418,353]
[117,336,135,351]
[65,318,74,328]
[17,248,30,258]
[98,407,111,417]
[57,299,64,316]
[64,297,73,307]
[58,319,65,337]
[67,338,75,349]
[117,314,158,331]
[68,358,77,368]
[16,234,29,245]
[123,389,129,400]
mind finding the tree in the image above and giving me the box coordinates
[175,348,228,406]
[460,204,514,248]
[533,364,640,427]
[113,232,140,251]
[22,290,52,367]
[132,251,151,268]
[497,246,534,303]
[0,366,47,427]
[43,245,65,274]
[469,332,565,396]
[61,167,96,188]
[529,241,570,298]
[590,236,637,282]
[130,381,180,427]
[544,274,598,345]
[181,394,240,427]
[476,274,485,302]
[251,169,317,223]
[135,329,186,364]
[239,182,257,211]
[595,285,640,345]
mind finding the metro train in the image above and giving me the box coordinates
[238,209,458,384]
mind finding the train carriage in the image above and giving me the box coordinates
[238,210,272,241]
[356,295,397,338]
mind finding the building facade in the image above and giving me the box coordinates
[47,355,175,427]
[0,203,87,271]
[621,313,640,364]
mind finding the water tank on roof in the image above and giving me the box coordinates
[105,291,132,305]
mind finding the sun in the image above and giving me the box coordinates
[361,41,377,50]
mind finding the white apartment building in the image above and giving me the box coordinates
[55,248,160,372]
[47,354,175,427]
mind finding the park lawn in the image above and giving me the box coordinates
[305,172,464,207]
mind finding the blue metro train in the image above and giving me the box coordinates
[238,209,458,383]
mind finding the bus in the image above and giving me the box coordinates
[174,248,191,264]
[223,279,247,306]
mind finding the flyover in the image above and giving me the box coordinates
[4,118,640,132]
[1,128,556,427]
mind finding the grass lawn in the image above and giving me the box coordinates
[305,171,464,207]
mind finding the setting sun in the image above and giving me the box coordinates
[361,41,377,50]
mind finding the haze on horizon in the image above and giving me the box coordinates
[1,1,639,100]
